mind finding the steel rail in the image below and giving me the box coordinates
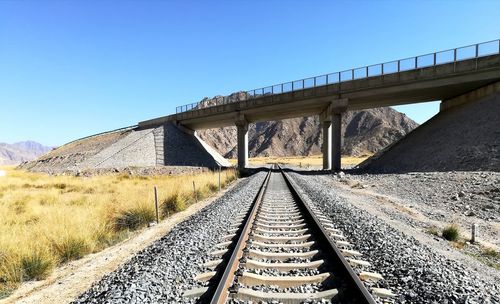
[201,165,377,303]
[199,167,272,304]
[279,166,377,303]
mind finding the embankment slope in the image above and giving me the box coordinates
[362,85,500,172]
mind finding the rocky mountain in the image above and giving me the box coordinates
[0,141,52,165]
[198,107,419,158]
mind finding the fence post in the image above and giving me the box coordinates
[471,223,477,243]
[154,186,159,224]
[193,181,197,203]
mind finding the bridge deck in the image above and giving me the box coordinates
[139,41,500,130]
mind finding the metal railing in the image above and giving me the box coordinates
[176,39,500,114]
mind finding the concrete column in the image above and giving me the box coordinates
[236,122,248,170]
[321,120,332,170]
[331,112,342,172]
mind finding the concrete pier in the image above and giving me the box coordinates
[331,112,342,172]
[236,120,249,170]
[322,120,332,170]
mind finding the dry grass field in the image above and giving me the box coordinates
[229,154,371,168]
[0,166,237,298]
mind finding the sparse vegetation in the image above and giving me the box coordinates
[426,225,440,236]
[20,248,54,280]
[442,224,460,241]
[479,247,500,270]
[467,247,500,270]
[114,204,156,231]
[161,191,187,215]
[0,166,237,297]
[482,247,499,258]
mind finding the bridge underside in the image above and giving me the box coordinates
[138,54,500,171]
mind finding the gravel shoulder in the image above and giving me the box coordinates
[1,178,244,304]
[288,170,499,303]
[339,171,499,250]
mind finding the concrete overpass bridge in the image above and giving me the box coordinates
[139,39,500,171]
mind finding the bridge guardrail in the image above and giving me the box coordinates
[176,39,500,114]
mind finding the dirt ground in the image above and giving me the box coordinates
[0,179,240,304]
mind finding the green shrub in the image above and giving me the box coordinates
[53,183,67,189]
[51,236,91,262]
[220,179,227,188]
[208,183,219,192]
[442,224,459,241]
[162,192,187,216]
[114,206,156,231]
[193,188,208,203]
[20,250,54,280]
[95,227,128,249]
[226,172,237,183]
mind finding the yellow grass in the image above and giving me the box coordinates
[0,166,237,298]
[228,154,371,167]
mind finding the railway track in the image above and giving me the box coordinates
[184,166,395,303]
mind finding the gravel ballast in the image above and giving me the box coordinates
[72,172,266,304]
[289,171,499,303]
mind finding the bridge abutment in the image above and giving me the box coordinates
[440,81,500,112]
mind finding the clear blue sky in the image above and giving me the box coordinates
[1,0,499,146]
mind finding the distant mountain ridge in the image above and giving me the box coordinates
[0,141,52,165]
